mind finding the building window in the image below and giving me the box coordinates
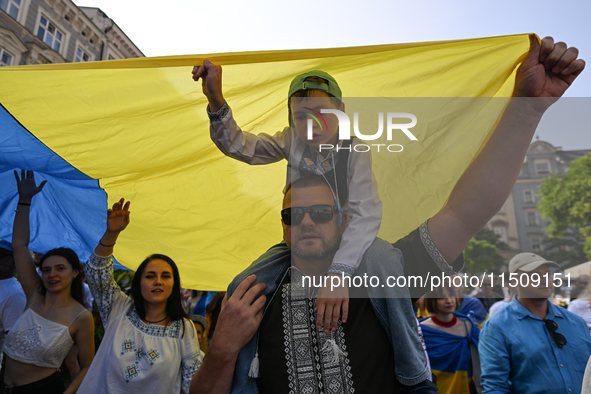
[75,47,90,62]
[530,236,542,253]
[0,47,13,66]
[526,210,538,226]
[0,0,21,19]
[37,16,63,52]
[493,226,508,243]
[534,159,551,175]
[524,190,534,203]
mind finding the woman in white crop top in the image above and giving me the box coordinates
[77,198,202,393]
[2,171,95,394]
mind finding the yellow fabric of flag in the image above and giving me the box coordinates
[0,34,531,290]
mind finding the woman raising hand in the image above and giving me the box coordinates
[78,198,202,393]
[2,170,94,394]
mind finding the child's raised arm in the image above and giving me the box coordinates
[193,59,225,113]
[193,59,292,165]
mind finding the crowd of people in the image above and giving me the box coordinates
[1,35,590,394]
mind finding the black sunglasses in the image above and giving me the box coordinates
[544,319,567,348]
[281,205,337,226]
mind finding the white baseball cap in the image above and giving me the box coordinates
[509,253,559,274]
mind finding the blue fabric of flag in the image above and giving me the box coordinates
[0,104,128,269]
[420,313,479,375]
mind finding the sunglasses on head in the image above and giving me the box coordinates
[544,319,567,348]
[281,204,337,226]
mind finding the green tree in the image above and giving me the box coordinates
[540,227,587,268]
[463,228,508,274]
[538,153,591,260]
[114,268,134,290]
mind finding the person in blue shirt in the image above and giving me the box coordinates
[479,253,591,394]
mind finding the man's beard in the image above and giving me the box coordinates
[291,233,341,262]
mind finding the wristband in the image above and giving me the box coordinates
[207,101,229,121]
[327,263,355,278]
[99,240,116,247]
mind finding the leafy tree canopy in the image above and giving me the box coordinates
[539,153,591,259]
[463,228,507,274]
[541,227,587,268]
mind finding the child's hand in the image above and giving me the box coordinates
[315,274,349,333]
[192,59,225,112]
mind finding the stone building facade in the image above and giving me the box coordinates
[486,139,591,260]
[0,0,142,66]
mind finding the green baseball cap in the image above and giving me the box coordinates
[288,70,342,100]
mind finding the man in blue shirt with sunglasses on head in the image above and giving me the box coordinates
[479,253,591,394]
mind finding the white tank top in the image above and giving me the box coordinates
[4,307,85,369]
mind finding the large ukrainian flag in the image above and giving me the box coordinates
[0,34,531,289]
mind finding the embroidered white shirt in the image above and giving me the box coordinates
[79,253,202,394]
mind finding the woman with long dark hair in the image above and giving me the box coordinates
[78,198,202,393]
[2,171,94,394]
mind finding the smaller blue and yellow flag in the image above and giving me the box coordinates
[420,314,480,394]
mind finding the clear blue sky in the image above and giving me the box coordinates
[77,0,591,150]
